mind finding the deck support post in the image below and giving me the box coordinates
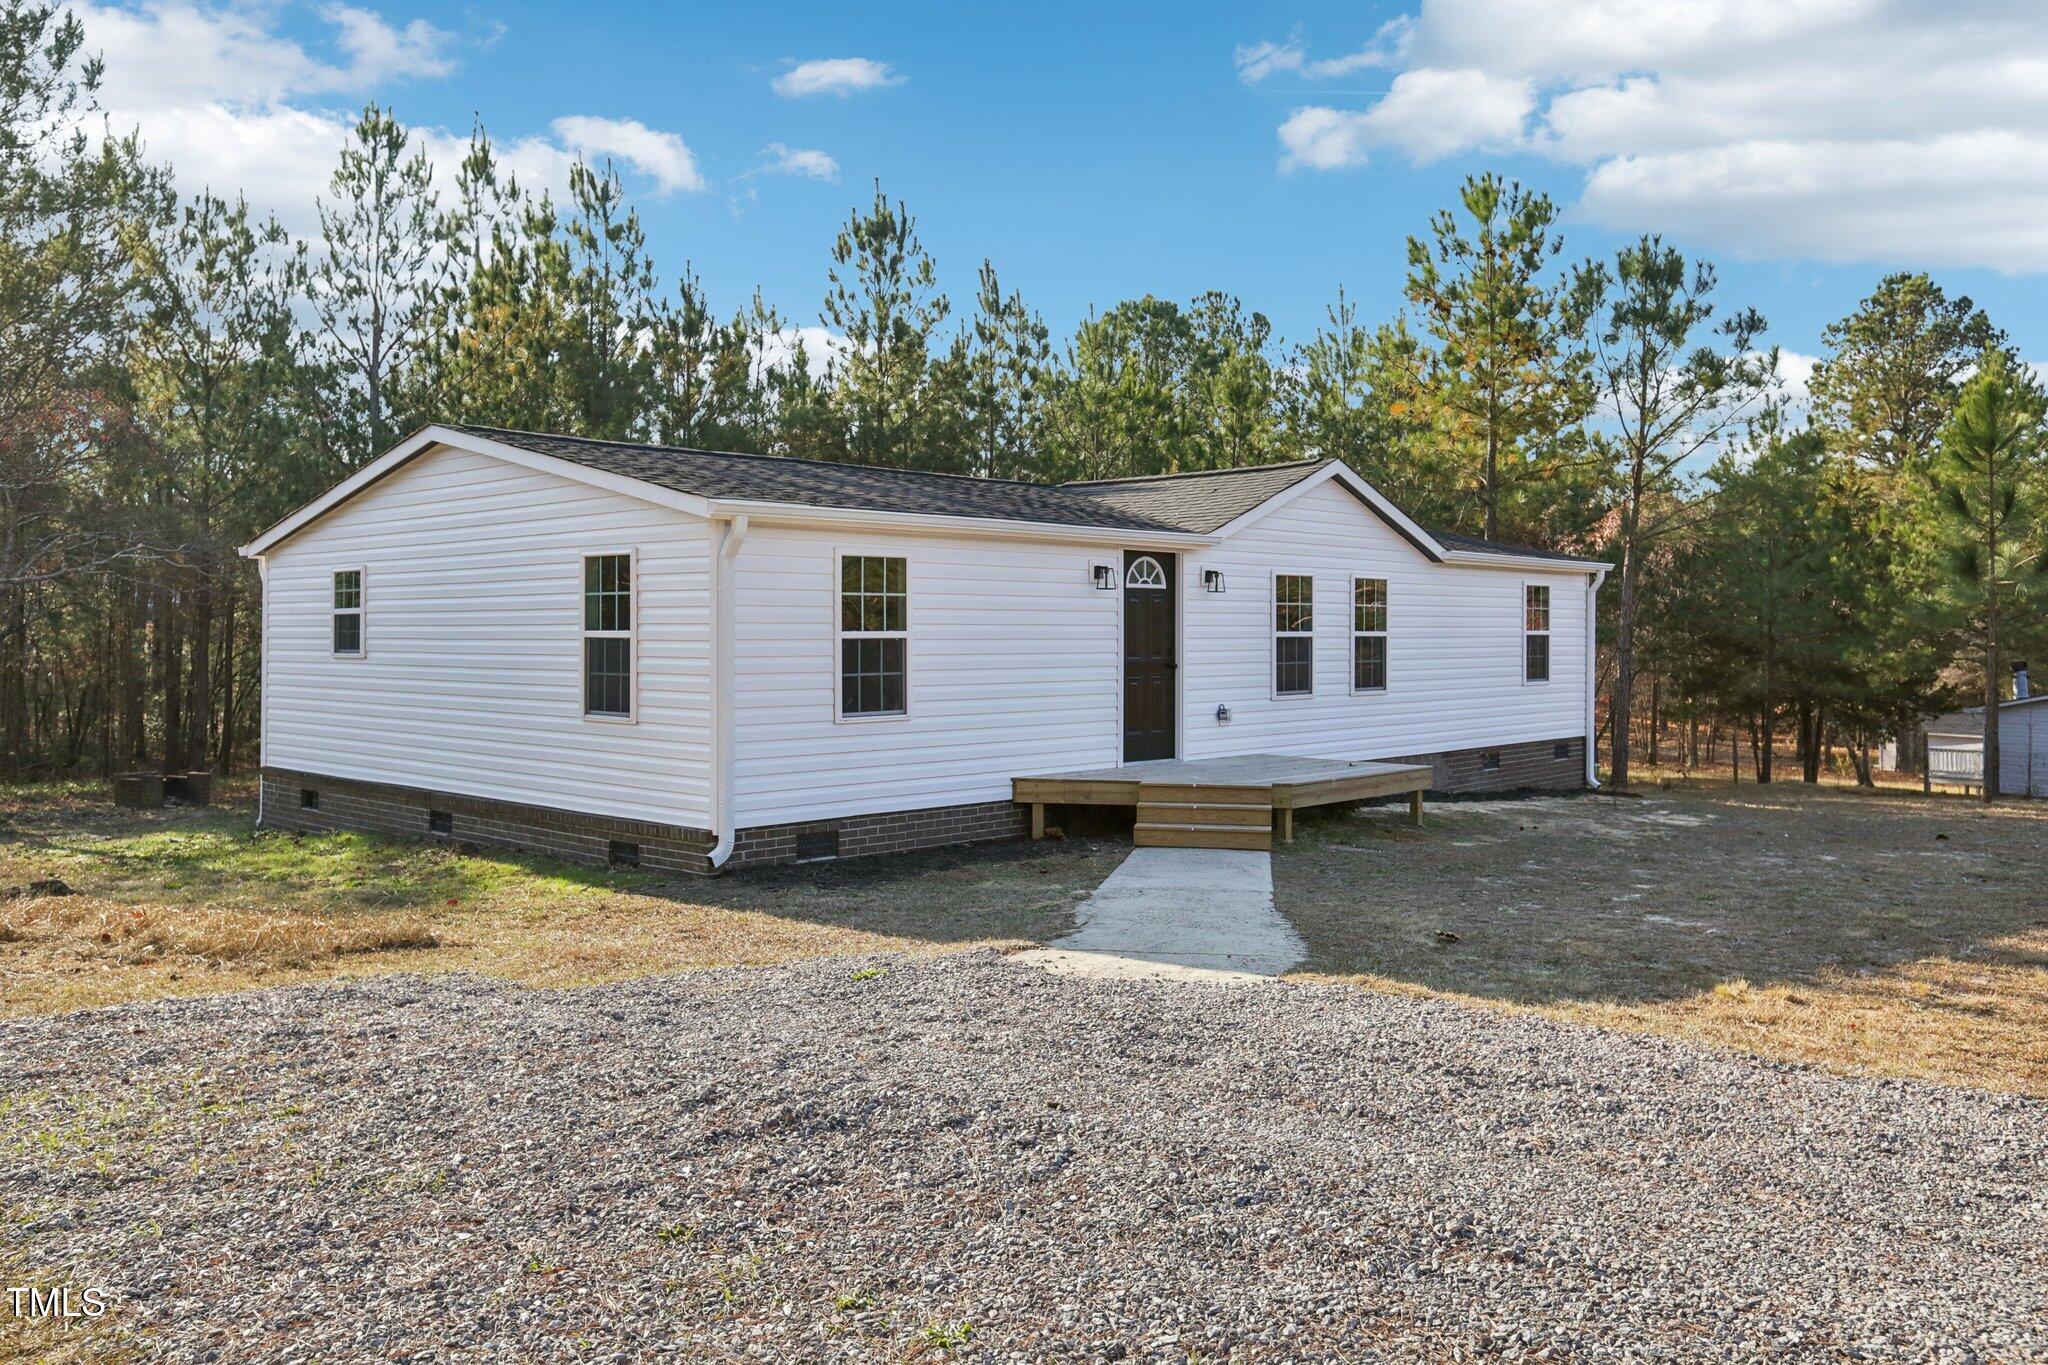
[1409,790,1425,828]
[1030,803,1045,840]
[1277,807,1294,843]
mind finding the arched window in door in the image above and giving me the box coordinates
[1124,555,1168,589]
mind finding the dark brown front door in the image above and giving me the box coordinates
[1123,551,1176,762]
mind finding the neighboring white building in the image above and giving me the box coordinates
[241,425,1607,873]
[1920,666,2048,797]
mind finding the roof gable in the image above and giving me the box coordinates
[244,424,1602,573]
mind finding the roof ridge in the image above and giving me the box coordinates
[448,422,1107,497]
[1062,458,1331,488]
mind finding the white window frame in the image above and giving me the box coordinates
[1350,575,1388,695]
[1271,570,1315,700]
[581,548,638,723]
[834,548,912,723]
[1523,581,1552,686]
[331,567,365,658]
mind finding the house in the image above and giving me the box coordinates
[1915,664,2048,796]
[238,424,1609,874]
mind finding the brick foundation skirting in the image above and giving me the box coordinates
[1384,735,1590,796]
[258,768,1027,877]
[259,738,1579,878]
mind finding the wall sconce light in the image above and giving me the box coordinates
[1091,563,1119,590]
[1215,704,1232,725]
[1202,569,1226,594]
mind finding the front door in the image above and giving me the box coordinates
[1122,551,1177,761]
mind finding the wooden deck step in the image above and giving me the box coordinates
[1134,801,1269,828]
[1135,782,1273,805]
[1133,823,1273,851]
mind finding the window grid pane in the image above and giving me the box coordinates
[1525,585,1550,632]
[585,554,631,633]
[840,638,906,716]
[333,613,361,655]
[1276,635,1313,696]
[585,637,632,716]
[1353,578,1386,633]
[333,571,361,610]
[1525,634,1550,683]
[1353,634,1387,691]
[1274,575,1313,634]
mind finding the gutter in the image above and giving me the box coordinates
[1585,569,1607,789]
[706,513,750,869]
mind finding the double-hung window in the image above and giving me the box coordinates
[1352,577,1388,692]
[1274,574,1314,697]
[332,570,363,656]
[1524,583,1551,684]
[583,553,633,717]
[839,554,907,717]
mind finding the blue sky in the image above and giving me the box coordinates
[73,1,2048,374]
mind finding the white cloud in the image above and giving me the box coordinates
[551,116,705,196]
[771,57,902,98]
[1775,348,1819,400]
[319,2,454,86]
[1280,68,1531,169]
[66,2,706,231]
[754,325,846,381]
[1235,23,1406,83]
[1249,0,2048,271]
[758,143,838,180]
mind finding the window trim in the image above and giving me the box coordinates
[1350,574,1389,695]
[1271,569,1315,700]
[1522,581,1552,686]
[581,547,639,724]
[330,567,365,659]
[833,547,912,724]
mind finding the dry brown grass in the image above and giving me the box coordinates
[0,782,1122,1018]
[1280,783,2048,1096]
[1,894,439,965]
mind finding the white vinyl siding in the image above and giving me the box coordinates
[730,525,1123,827]
[261,445,712,828]
[1182,479,1589,762]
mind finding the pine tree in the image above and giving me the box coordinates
[1930,350,2048,801]
[1402,173,1600,541]
[310,104,441,465]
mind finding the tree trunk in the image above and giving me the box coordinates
[1800,704,1823,784]
[1610,550,1640,789]
[186,551,215,777]
[1648,677,1662,766]
[1983,641,2002,803]
[216,581,238,775]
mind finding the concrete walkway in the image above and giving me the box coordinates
[1014,847,1303,984]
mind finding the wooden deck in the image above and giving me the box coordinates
[1013,754,1432,851]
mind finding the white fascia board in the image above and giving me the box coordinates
[239,425,713,557]
[703,498,1214,549]
[1442,550,1611,577]
[1209,462,1451,561]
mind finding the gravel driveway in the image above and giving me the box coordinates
[5,953,2042,1362]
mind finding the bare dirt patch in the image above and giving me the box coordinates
[1277,784,2048,1094]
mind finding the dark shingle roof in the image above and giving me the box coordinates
[1926,695,2048,737]
[1427,528,1605,566]
[447,425,1183,533]
[438,426,1600,565]
[1060,461,1332,534]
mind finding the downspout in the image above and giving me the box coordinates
[706,514,749,868]
[1585,570,1605,790]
